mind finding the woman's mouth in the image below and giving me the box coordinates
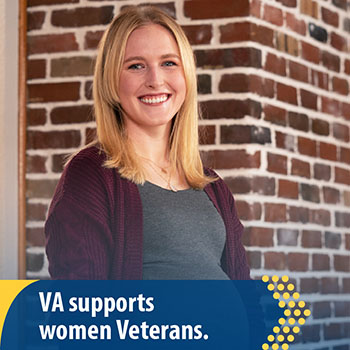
[139,94,170,105]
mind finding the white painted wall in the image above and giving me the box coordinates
[0,0,19,278]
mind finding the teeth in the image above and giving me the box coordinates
[140,95,168,104]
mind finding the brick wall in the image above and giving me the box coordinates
[26,0,350,348]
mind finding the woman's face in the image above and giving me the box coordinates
[118,24,186,134]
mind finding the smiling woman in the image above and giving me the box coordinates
[44,5,250,280]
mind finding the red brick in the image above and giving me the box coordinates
[237,201,262,221]
[322,96,341,116]
[51,105,93,124]
[28,82,80,103]
[52,153,69,173]
[300,183,320,203]
[289,61,308,83]
[195,48,261,69]
[264,53,286,76]
[220,22,274,47]
[333,123,350,142]
[184,0,249,19]
[325,231,341,249]
[289,205,309,223]
[276,132,295,151]
[27,11,45,31]
[201,99,261,120]
[319,141,337,161]
[277,83,297,105]
[252,177,276,195]
[199,125,215,145]
[182,24,212,45]
[335,167,350,185]
[264,252,286,270]
[288,252,309,271]
[267,153,287,174]
[311,69,329,90]
[342,102,350,120]
[346,234,350,250]
[27,108,46,126]
[201,150,260,170]
[302,230,322,248]
[334,255,350,272]
[221,125,271,144]
[263,4,283,26]
[224,177,251,194]
[264,105,287,126]
[321,277,339,294]
[26,155,47,173]
[288,112,309,131]
[276,33,299,56]
[322,50,341,72]
[198,74,211,95]
[345,59,350,74]
[84,30,104,50]
[247,251,261,269]
[334,301,350,317]
[26,179,58,199]
[51,56,95,77]
[27,130,81,149]
[342,278,350,293]
[309,209,331,226]
[286,12,306,35]
[300,0,318,18]
[332,76,349,95]
[300,278,319,293]
[26,203,48,221]
[278,179,298,199]
[250,0,261,18]
[277,228,298,246]
[336,211,350,228]
[27,227,46,247]
[321,7,339,27]
[250,76,275,98]
[323,187,340,204]
[27,59,46,80]
[314,163,331,181]
[242,227,273,247]
[313,301,331,319]
[312,119,330,136]
[312,254,330,271]
[302,41,320,64]
[277,0,296,7]
[28,0,78,5]
[265,203,287,222]
[219,74,249,93]
[301,89,318,110]
[331,32,347,52]
[27,33,78,55]
[52,7,114,27]
[298,136,317,157]
[340,147,350,165]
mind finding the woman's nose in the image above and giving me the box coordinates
[145,66,164,88]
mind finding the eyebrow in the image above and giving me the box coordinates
[124,53,181,63]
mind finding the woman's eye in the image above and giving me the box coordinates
[163,61,177,67]
[128,63,143,70]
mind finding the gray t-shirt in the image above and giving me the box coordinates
[137,181,229,280]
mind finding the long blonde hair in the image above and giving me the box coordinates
[91,5,215,188]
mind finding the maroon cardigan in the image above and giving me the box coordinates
[45,146,250,280]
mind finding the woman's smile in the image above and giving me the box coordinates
[139,93,171,105]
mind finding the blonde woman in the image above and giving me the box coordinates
[45,5,250,280]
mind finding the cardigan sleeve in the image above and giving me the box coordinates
[45,148,114,279]
[223,180,251,280]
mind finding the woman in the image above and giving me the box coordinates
[45,5,250,280]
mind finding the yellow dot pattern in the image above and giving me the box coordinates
[261,275,311,348]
